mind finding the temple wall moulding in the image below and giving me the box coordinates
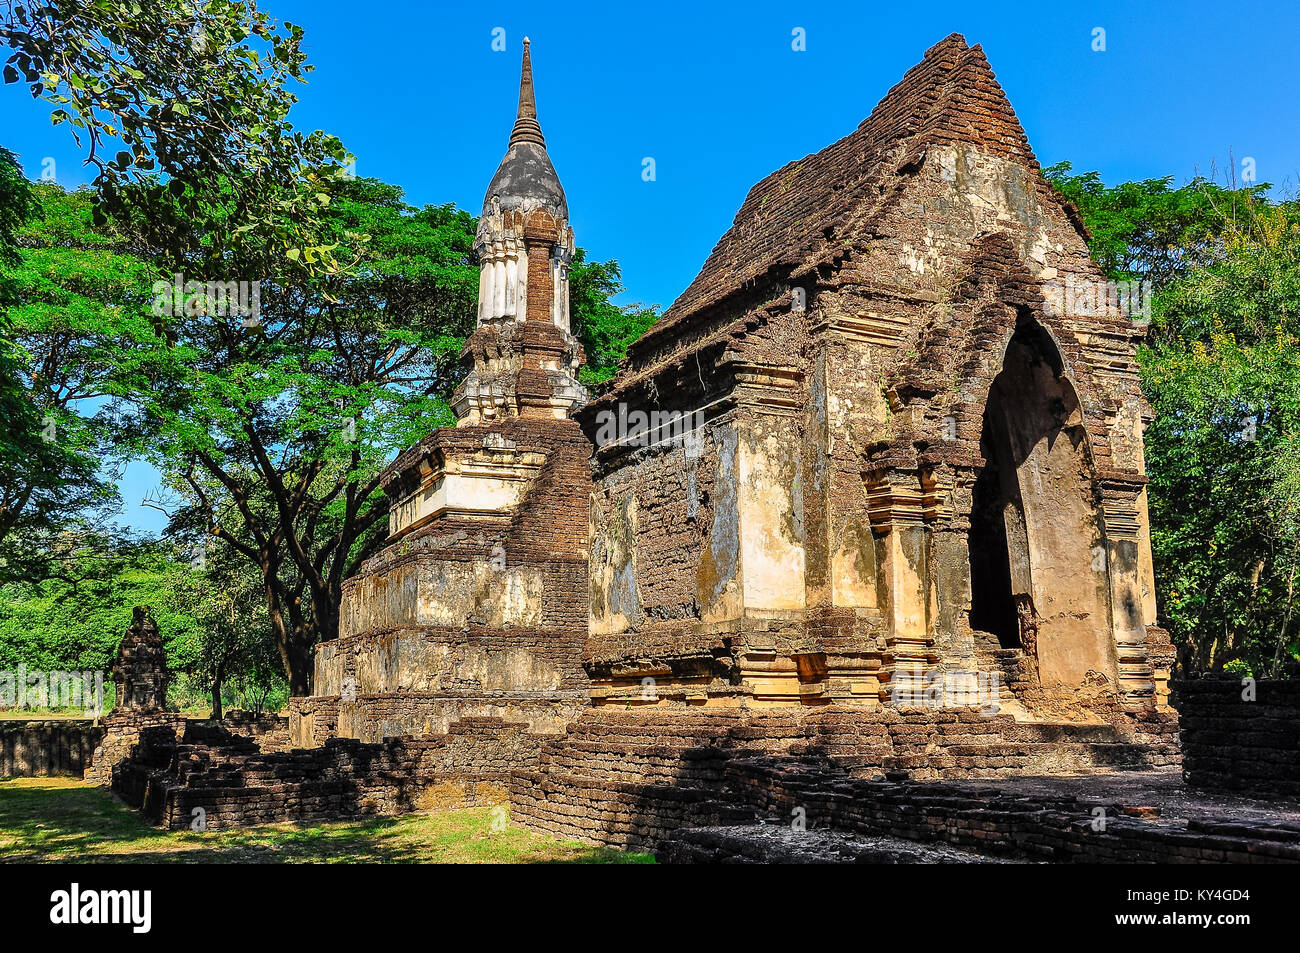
[298,35,1178,777]
[387,439,547,539]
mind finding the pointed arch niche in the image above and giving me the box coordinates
[967,312,1117,687]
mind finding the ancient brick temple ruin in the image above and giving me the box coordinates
[137,34,1192,848]
[571,32,1175,717]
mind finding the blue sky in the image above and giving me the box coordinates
[2,0,1296,534]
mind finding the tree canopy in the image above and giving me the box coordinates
[1048,163,1300,675]
[1,3,661,696]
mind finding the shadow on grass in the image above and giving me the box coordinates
[0,779,652,864]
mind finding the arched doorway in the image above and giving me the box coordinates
[967,314,1116,687]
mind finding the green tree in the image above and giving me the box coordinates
[0,144,30,253]
[0,152,115,584]
[1142,202,1300,675]
[2,0,356,578]
[168,534,283,718]
[0,535,201,691]
[1,0,353,277]
[0,146,40,553]
[1043,161,1268,288]
[0,182,152,577]
[113,178,477,694]
[1047,163,1300,675]
[568,249,658,385]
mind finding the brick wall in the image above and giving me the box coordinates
[84,711,186,785]
[112,716,546,831]
[510,705,1180,850]
[288,691,585,746]
[1176,679,1300,799]
[664,758,1300,863]
[0,720,104,778]
[0,713,292,781]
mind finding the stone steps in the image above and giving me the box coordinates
[111,717,544,830]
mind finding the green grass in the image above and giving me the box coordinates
[0,778,653,864]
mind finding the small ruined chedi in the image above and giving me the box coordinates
[85,606,186,786]
[290,37,591,744]
[287,34,1180,841]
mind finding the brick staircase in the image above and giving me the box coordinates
[112,717,542,830]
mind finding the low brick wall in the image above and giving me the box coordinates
[84,711,186,786]
[1175,678,1300,799]
[0,719,104,778]
[218,711,291,752]
[289,693,585,747]
[662,759,1300,863]
[510,705,1181,849]
[113,716,546,830]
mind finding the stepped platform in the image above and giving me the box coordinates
[662,761,1300,863]
[508,706,1180,849]
[110,717,543,830]
[105,701,1189,854]
[503,707,1297,863]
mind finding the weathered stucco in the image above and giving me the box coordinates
[738,426,806,611]
[341,558,545,635]
[575,33,1173,720]
[297,34,1173,763]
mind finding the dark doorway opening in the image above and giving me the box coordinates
[968,383,1022,648]
[966,311,1111,684]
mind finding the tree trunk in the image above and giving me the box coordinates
[265,583,315,697]
[285,636,315,698]
[210,678,223,721]
[258,547,317,697]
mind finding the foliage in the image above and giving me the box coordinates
[167,531,284,717]
[1043,160,1270,287]
[0,531,287,714]
[1141,201,1300,675]
[0,183,150,577]
[0,536,200,678]
[0,0,354,276]
[0,146,47,565]
[1047,161,1300,676]
[0,143,31,261]
[568,248,658,384]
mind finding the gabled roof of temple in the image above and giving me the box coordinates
[628,33,1068,359]
[482,38,568,220]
